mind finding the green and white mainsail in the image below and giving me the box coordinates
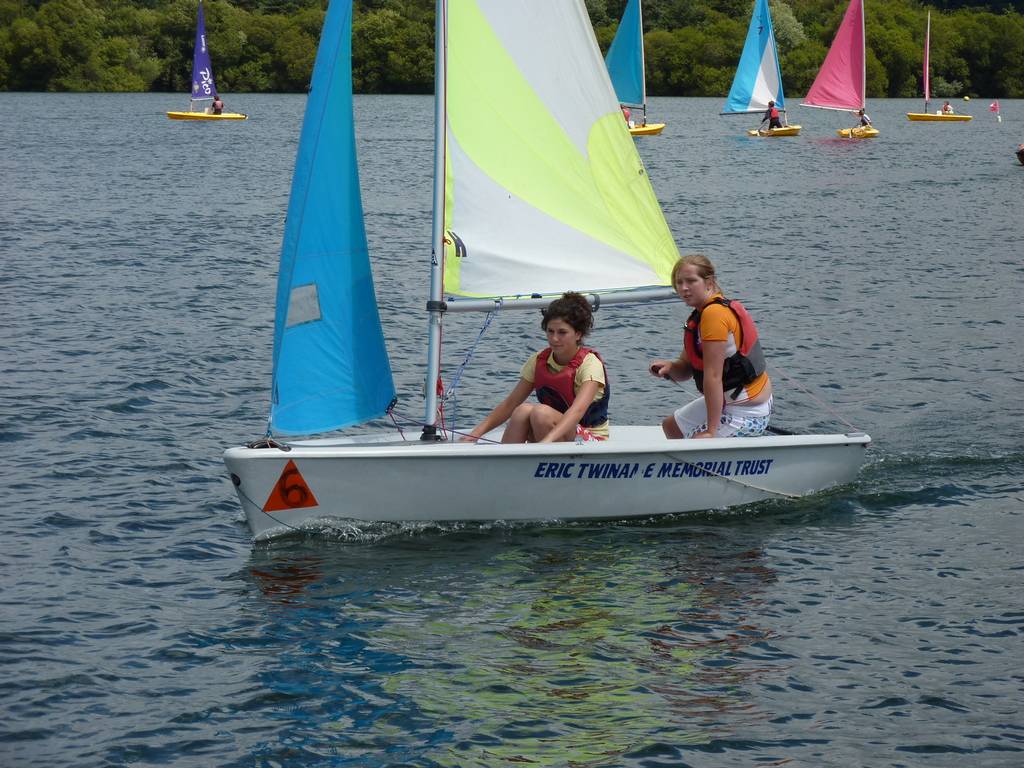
[422,0,680,432]
[438,1,678,298]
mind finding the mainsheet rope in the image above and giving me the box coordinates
[662,362,863,434]
[768,365,863,433]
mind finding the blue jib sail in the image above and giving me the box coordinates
[605,0,644,108]
[269,0,395,435]
[722,0,785,114]
[190,1,216,100]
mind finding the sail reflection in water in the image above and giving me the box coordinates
[243,531,779,763]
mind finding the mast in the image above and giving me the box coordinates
[638,0,647,122]
[422,0,447,440]
[923,11,930,112]
[860,0,866,110]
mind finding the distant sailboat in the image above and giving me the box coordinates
[722,0,801,137]
[167,0,247,121]
[605,0,665,136]
[800,0,878,138]
[906,12,972,122]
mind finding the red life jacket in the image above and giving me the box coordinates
[683,297,767,398]
[770,106,779,120]
[534,347,609,428]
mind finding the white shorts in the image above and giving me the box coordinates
[673,396,773,438]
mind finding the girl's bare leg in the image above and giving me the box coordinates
[503,404,536,443]
[530,405,567,442]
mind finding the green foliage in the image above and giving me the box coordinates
[0,0,1022,97]
[769,0,806,49]
[352,6,432,93]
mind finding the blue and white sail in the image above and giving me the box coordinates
[190,1,217,101]
[269,0,394,435]
[722,0,785,114]
[605,0,646,109]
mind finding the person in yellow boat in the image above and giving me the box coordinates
[760,100,783,131]
[464,292,609,444]
[856,108,872,127]
[649,255,773,439]
[212,94,224,115]
[941,101,954,114]
[621,105,632,127]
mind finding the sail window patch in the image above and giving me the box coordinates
[286,283,321,328]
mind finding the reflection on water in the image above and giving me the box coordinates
[249,557,325,602]
[244,528,780,765]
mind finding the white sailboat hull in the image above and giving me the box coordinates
[224,427,870,539]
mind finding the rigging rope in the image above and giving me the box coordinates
[769,365,863,433]
[439,309,498,436]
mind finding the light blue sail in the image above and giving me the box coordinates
[722,0,785,114]
[269,0,395,435]
[605,0,645,108]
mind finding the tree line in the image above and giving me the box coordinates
[1,0,1022,97]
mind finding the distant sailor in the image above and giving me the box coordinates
[941,100,954,114]
[464,292,609,444]
[857,108,872,127]
[621,105,632,128]
[649,255,773,439]
[761,100,783,131]
[212,94,224,115]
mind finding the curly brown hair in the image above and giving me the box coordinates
[541,291,593,337]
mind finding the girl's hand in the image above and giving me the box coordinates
[692,430,716,439]
[649,360,673,379]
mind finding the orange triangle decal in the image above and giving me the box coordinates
[263,459,319,512]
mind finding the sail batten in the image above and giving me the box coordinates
[269,0,394,435]
[722,0,785,114]
[800,0,866,111]
[440,0,677,300]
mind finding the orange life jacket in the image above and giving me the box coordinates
[683,298,767,398]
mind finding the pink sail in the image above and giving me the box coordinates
[801,0,865,111]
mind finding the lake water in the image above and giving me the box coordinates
[1,92,1022,766]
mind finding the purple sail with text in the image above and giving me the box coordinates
[190,1,217,100]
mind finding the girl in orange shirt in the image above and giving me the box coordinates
[649,255,773,439]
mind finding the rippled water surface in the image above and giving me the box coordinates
[2,93,1022,766]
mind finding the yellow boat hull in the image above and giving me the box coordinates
[747,125,802,137]
[166,111,248,121]
[629,123,666,136]
[836,126,879,138]
[906,112,972,122]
